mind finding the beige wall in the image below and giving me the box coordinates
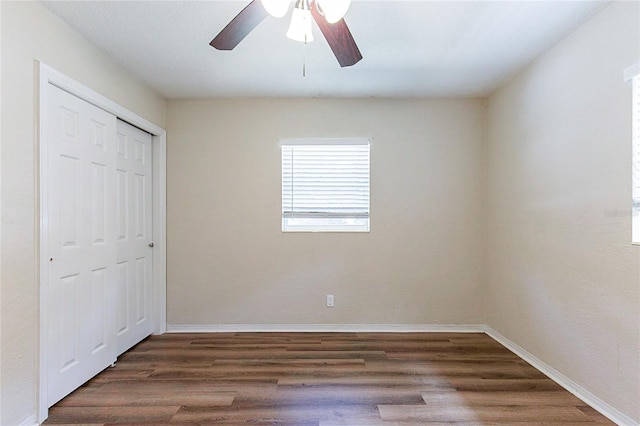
[486,1,640,422]
[166,98,485,326]
[0,2,166,424]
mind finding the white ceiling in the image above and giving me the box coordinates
[40,0,610,99]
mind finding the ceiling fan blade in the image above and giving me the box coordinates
[210,0,269,50]
[310,2,362,67]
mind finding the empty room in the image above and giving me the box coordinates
[0,0,639,424]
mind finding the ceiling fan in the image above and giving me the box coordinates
[210,0,363,67]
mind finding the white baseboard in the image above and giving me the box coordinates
[18,413,38,426]
[166,323,486,333]
[484,326,639,426]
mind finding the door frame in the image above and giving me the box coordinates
[37,62,167,423]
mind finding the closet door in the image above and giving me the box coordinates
[47,84,118,406]
[115,119,154,355]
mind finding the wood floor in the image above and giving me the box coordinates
[44,332,613,425]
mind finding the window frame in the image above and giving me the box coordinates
[280,138,371,233]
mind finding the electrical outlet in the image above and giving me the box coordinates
[326,294,334,307]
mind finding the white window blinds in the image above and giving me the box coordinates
[281,139,370,232]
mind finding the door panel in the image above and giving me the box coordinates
[47,85,118,406]
[115,119,153,355]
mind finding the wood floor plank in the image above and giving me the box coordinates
[386,351,519,361]
[277,375,453,389]
[231,386,428,406]
[378,404,594,422]
[123,348,387,360]
[56,381,236,407]
[212,358,366,366]
[146,363,369,379]
[171,404,382,423]
[42,332,614,425]
[85,368,154,382]
[149,370,286,382]
[421,390,584,406]
[449,377,565,391]
[44,406,180,424]
[70,379,278,399]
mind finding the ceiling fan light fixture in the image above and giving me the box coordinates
[317,0,351,24]
[286,0,314,43]
[261,0,290,18]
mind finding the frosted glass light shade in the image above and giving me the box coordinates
[286,7,314,42]
[261,0,290,18]
[317,0,351,23]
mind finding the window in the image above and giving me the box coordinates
[281,139,370,232]
[633,73,640,243]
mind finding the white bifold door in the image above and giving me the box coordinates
[46,84,153,407]
[115,119,153,355]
